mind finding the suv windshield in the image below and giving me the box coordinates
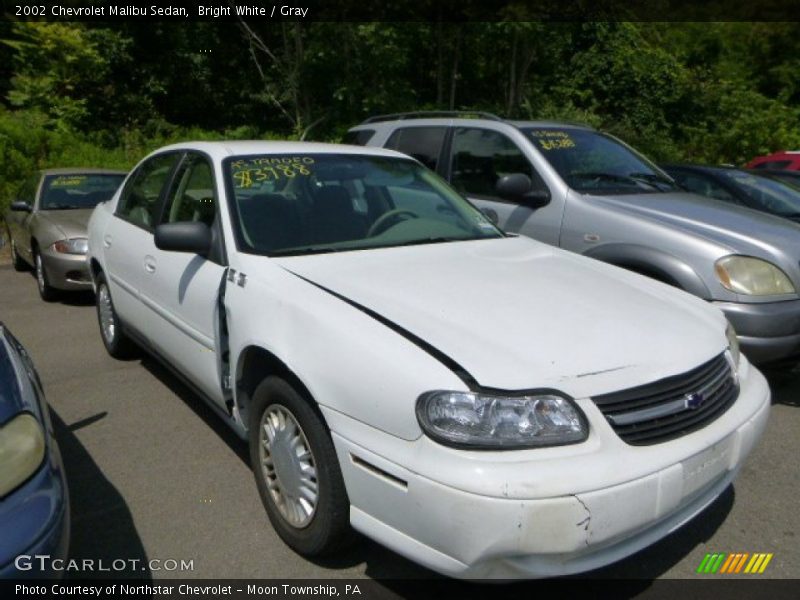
[722,170,800,217]
[40,173,125,210]
[523,128,678,195]
[224,154,503,256]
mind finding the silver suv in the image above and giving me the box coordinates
[348,111,800,365]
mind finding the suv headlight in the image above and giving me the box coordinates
[715,255,795,296]
[0,413,46,497]
[416,390,588,449]
[51,238,89,255]
[726,323,741,369]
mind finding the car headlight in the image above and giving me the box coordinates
[51,238,89,255]
[416,390,588,449]
[715,255,795,296]
[726,323,741,369]
[0,413,46,497]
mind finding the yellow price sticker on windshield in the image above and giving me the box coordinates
[531,130,576,151]
[51,175,87,187]
[538,138,576,150]
[231,157,315,189]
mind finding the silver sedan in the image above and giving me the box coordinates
[4,168,126,301]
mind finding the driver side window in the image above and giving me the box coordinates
[450,128,548,202]
[162,154,217,227]
[117,153,180,230]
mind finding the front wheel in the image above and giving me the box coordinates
[249,377,353,556]
[34,248,59,302]
[95,272,137,359]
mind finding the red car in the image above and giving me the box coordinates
[747,150,800,171]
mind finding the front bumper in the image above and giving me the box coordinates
[329,361,770,579]
[40,246,92,291]
[0,434,70,579]
[715,299,800,364]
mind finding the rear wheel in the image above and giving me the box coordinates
[249,377,353,556]
[9,235,27,272]
[95,271,137,359]
[34,248,59,302]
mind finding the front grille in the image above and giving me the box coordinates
[592,353,738,445]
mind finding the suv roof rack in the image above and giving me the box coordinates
[362,111,504,124]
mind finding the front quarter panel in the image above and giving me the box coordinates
[560,190,738,301]
[29,213,66,251]
[86,200,114,280]
[226,257,467,441]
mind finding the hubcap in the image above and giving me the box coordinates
[97,284,116,343]
[259,405,318,528]
[35,254,45,292]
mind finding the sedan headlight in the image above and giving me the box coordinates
[416,390,588,449]
[726,323,741,369]
[0,413,46,497]
[715,255,795,296]
[51,238,89,255]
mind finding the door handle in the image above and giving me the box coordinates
[144,256,157,274]
[103,235,112,248]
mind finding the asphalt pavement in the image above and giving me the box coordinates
[0,261,797,584]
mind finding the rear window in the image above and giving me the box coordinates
[343,129,376,146]
[753,160,792,170]
[385,127,447,171]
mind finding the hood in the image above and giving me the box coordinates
[38,208,94,239]
[274,237,727,397]
[589,191,800,266]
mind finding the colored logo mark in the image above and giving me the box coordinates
[696,552,773,574]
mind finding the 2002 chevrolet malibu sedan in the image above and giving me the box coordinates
[86,142,770,579]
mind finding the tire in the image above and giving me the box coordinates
[95,271,137,359]
[33,247,59,302]
[249,376,353,556]
[9,235,27,272]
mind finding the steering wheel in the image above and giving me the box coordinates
[367,209,420,237]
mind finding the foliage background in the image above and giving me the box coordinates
[1,20,799,217]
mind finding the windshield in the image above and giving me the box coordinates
[722,171,800,217]
[40,174,125,210]
[224,154,504,256]
[523,128,679,194]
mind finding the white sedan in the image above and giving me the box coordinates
[86,142,770,579]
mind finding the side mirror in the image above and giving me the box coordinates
[154,221,212,255]
[10,201,32,213]
[496,173,551,209]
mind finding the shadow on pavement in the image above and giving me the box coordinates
[50,409,152,581]
[764,367,800,407]
[57,290,96,307]
[139,355,250,465]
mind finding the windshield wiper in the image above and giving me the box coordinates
[570,172,660,191]
[380,236,470,249]
[268,246,352,257]
[45,204,81,210]
[628,172,680,191]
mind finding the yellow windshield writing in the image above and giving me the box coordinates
[231,157,315,188]
[51,175,88,187]
[531,131,576,151]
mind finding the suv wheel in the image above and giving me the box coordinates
[95,272,137,358]
[250,377,353,556]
